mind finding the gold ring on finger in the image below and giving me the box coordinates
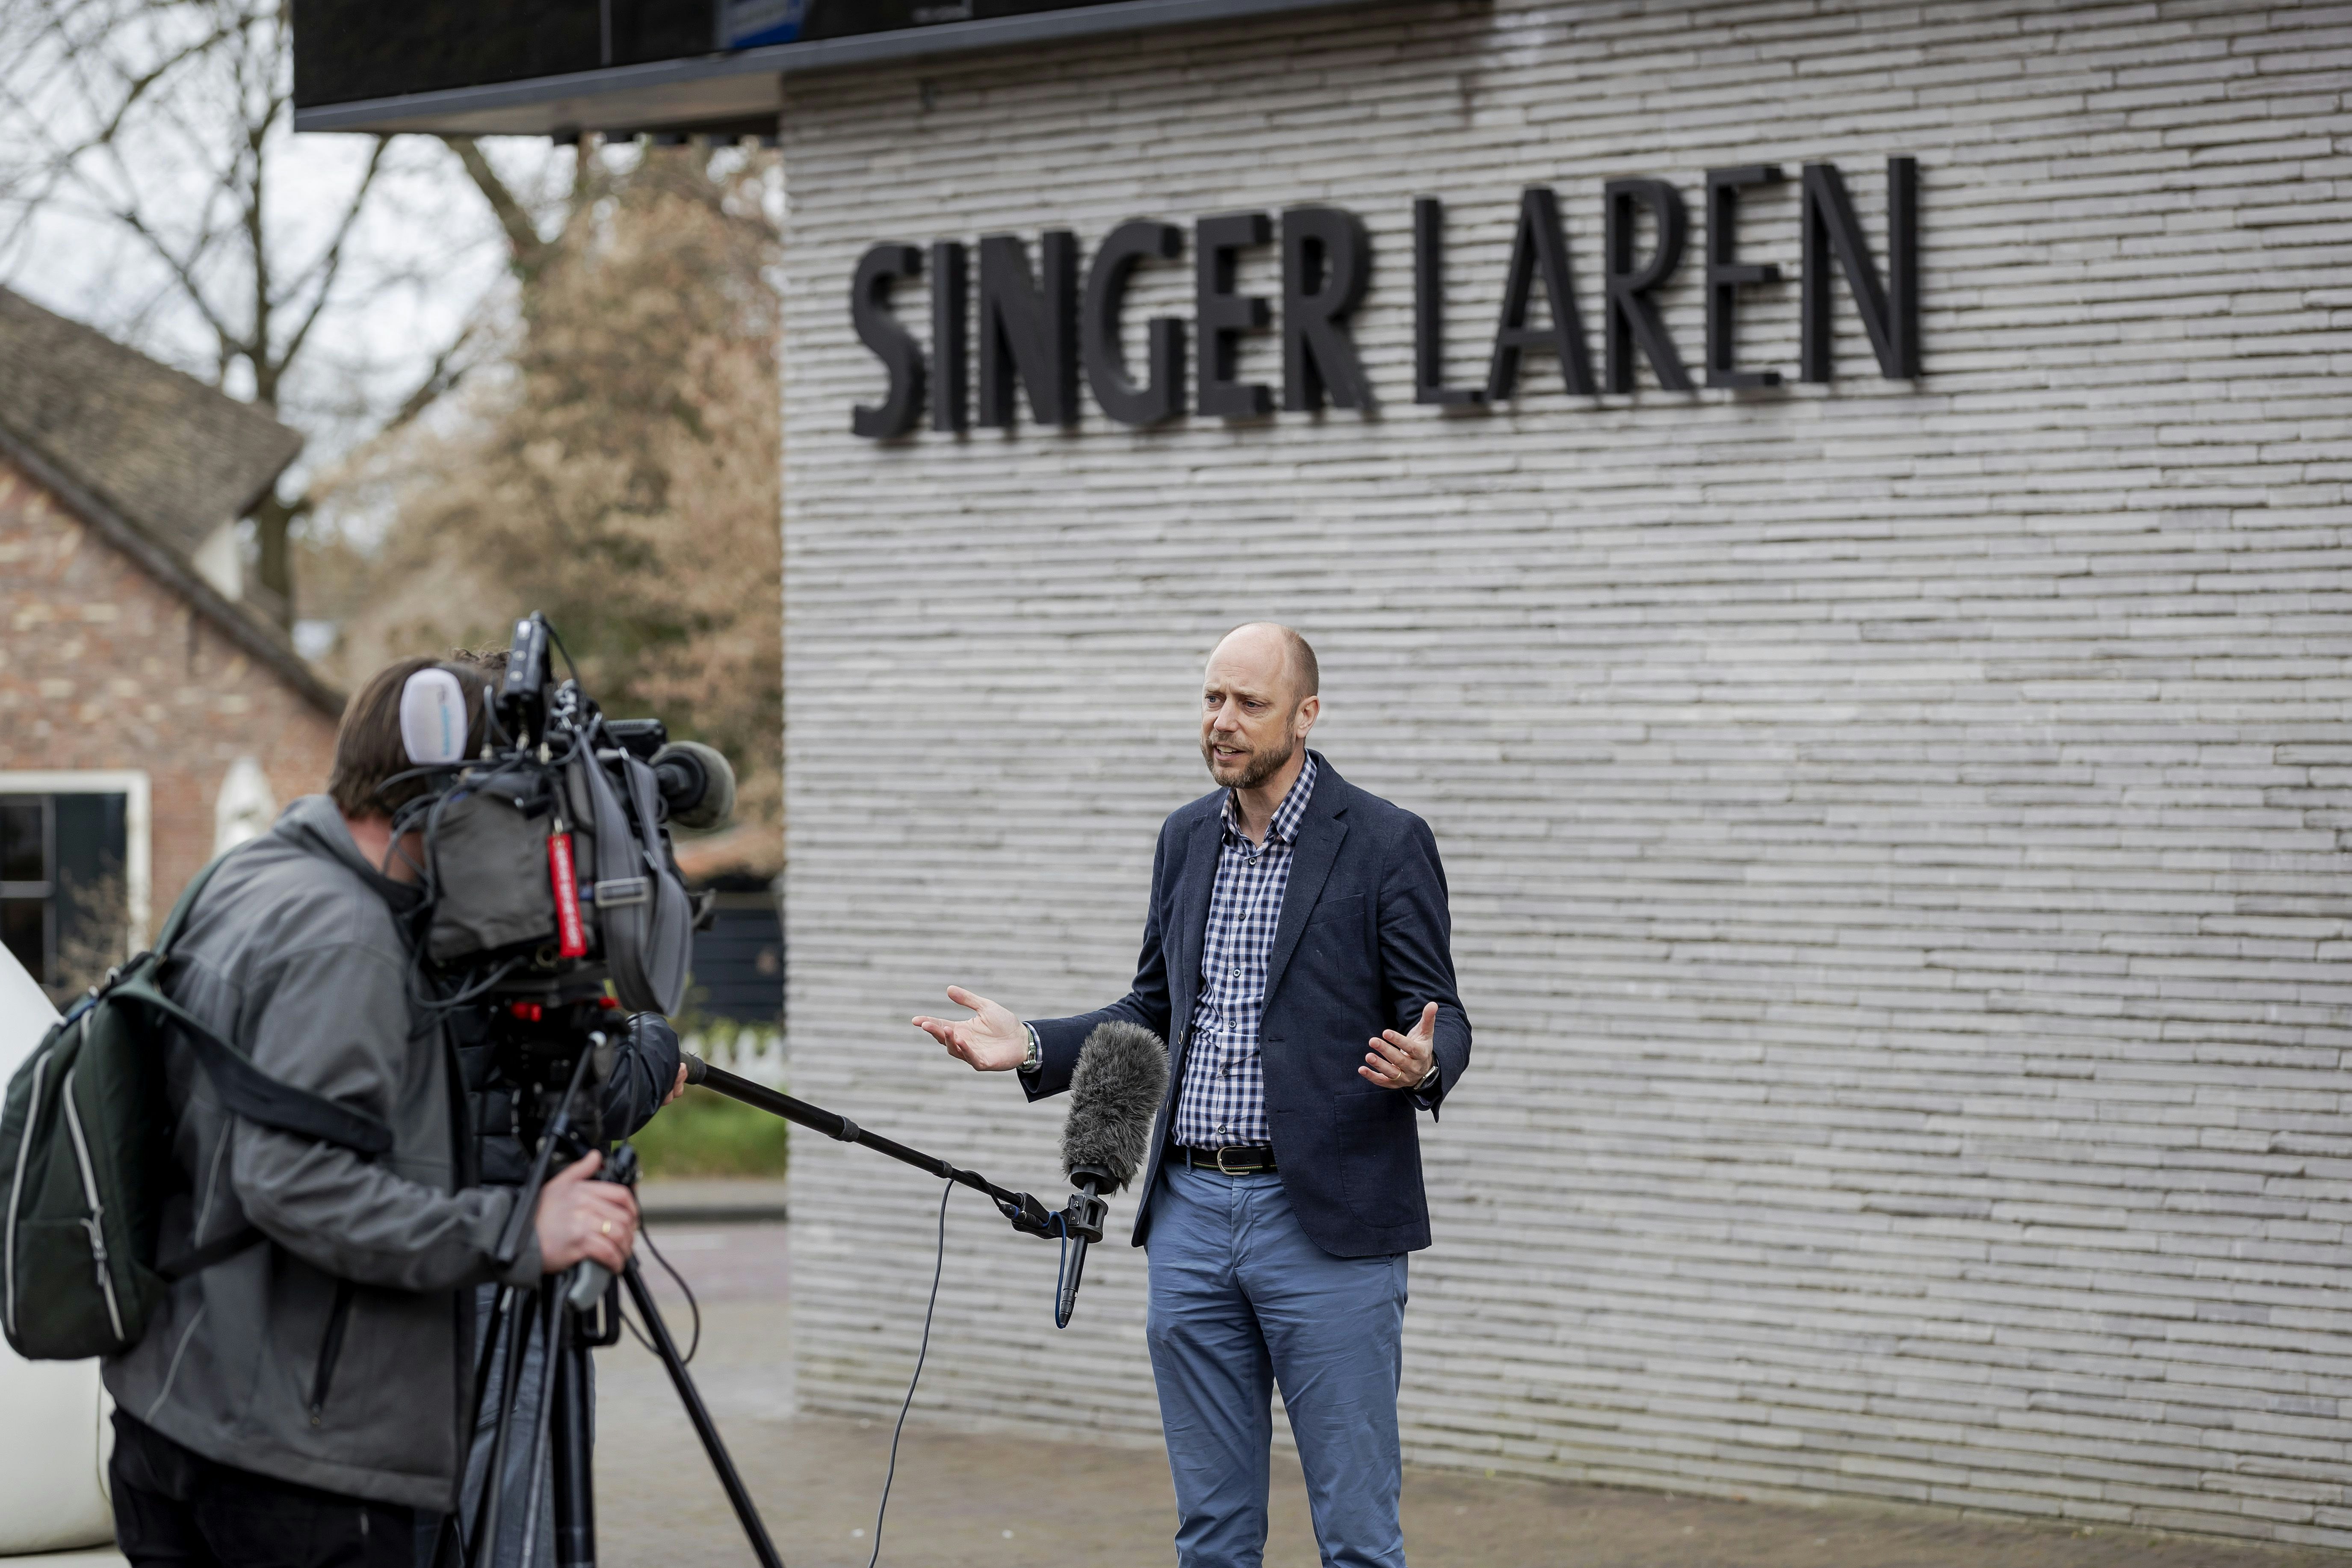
[601,1220,613,1235]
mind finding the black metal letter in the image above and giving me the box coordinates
[1414,196,1485,406]
[1194,211,1274,419]
[1705,165,1784,390]
[1280,206,1374,412]
[978,230,1080,428]
[851,242,924,440]
[1484,186,1596,402]
[1602,178,1692,394]
[1082,219,1186,427]
[930,239,968,433]
[1800,157,1921,382]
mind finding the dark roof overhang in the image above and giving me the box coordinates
[292,0,1365,137]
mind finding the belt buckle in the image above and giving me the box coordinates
[1215,1146,1249,1175]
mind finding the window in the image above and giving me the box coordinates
[691,885,786,1023]
[0,797,47,985]
[0,774,150,1004]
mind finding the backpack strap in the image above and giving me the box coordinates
[134,850,395,1285]
[116,981,395,1158]
[133,851,396,1158]
[151,852,233,959]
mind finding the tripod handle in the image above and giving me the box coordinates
[565,1260,610,1311]
[564,1141,640,1310]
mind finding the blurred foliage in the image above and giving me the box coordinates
[629,1085,790,1178]
[50,865,129,1003]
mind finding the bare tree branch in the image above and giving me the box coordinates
[243,92,278,402]
[274,136,387,371]
[88,21,239,146]
[449,136,554,283]
[377,320,479,441]
[104,200,244,351]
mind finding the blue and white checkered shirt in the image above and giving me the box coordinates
[1170,753,1319,1149]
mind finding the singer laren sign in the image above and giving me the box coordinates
[847,158,1920,439]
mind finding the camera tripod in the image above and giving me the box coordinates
[429,1045,785,1568]
[435,1037,1098,1568]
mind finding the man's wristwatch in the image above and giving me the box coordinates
[1020,1023,1041,1075]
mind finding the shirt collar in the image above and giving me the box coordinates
[1222,751,1318,849]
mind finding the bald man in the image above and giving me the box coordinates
[916,623,1471,1568]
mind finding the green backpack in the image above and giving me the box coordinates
[1,854,393,1361]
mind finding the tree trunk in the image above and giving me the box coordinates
[249,490,301,628]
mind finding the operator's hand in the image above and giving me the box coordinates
[1361,1002,1439,1090]
[665,1062,688,1105]
[534,1152,638,1274]
[912,986,1029,1072]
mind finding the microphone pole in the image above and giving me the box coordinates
[682,1053,1063,1237]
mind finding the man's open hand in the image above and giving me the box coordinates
[913,985,1030,1072]
[1361,1001,1439,1090]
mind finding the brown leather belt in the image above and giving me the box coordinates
[1174,1145,1279,1175]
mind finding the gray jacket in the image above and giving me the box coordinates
[103,795,541,1509]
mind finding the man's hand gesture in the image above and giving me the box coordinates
[1361,1001,1439,1090]
[913,985,1030,1072]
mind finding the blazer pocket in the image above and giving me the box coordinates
[1333,1095,1421,1228]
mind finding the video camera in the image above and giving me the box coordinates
[386,610,742,1178]
[407,610,734,1017]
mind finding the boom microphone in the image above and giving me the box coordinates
[1055,1021,1169,1326]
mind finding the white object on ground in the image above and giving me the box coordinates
[0,943,116,1555]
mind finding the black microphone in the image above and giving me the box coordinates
[650,741,736,830]
[1054,1021,1168,1326]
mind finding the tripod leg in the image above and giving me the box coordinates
[518,1289,565,1568]
[550,1299,597,1568]
[620,1259,786,1568]
[471,1284,515,1423]
[442,1281,520,1567]
[471,1284,538,1568]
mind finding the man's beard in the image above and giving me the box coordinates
[1203,730,1297,791]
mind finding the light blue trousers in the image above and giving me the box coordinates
[1145,1162,1409,1568]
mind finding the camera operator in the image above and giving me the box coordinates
[439,644,688,1568]
[102,657,642,1568]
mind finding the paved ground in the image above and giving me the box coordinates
[20,1198,2343,1568]
[587,1218,2352,1568]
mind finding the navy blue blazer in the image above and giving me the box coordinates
[1026,752,1470,1258]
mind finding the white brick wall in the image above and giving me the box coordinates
[779,0,2352,1545]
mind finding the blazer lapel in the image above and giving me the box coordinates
[1171,807,1223,1031]
[1262,764,1348,1007]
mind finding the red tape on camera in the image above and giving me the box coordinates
[547,832,589,958]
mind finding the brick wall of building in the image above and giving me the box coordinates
[780,0,2352,1544]
[0,455,340,919]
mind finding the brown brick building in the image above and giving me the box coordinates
[0,287,341,997]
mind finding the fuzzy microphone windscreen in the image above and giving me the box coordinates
[1060,1021,1170,1189]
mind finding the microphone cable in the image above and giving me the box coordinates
[617,1214,703,1366]
[867,1176,952,1568]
